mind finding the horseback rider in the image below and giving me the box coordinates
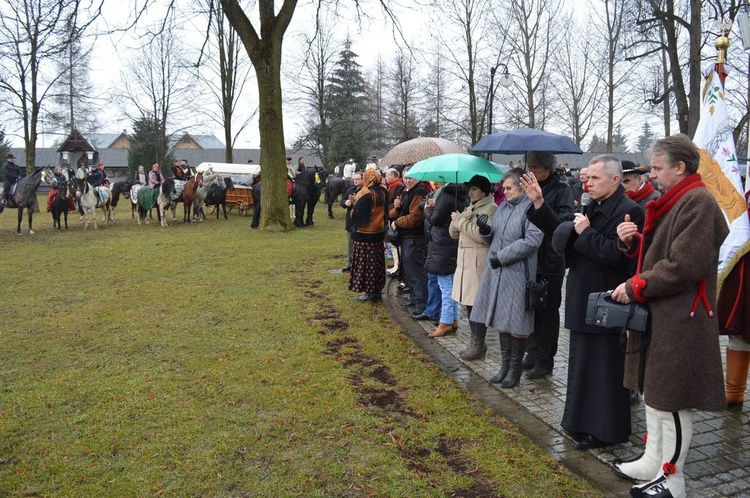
[172,159,192,181]
[1,153,24,210]
[149,163,164,188]
[47,165,69,212]
[87,162,108,207]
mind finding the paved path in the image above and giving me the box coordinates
[385,277,750,497]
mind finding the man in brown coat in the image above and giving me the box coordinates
[611,134,728,498]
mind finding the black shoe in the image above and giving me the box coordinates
[521,353,536,370]
[354,293,381,302]
[526,366,552,379]
[341,265,351,272]
[401,301,414,307]
[571,434,610,451]
[397,286,411,294]
[411,312,435,321]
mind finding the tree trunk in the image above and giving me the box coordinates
[256,49,292,230]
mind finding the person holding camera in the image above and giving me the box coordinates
[525,154,644,450]
[610,135,727,498]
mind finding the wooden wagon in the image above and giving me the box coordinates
[196,162,260,216]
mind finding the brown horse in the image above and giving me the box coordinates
[169,174,202,224]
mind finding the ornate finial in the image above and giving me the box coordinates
[716,17,732,63]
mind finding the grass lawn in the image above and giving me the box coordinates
[0,197,600,497]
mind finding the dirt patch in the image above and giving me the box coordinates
[370,365,397,385]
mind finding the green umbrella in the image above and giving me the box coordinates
[404,153,508,184]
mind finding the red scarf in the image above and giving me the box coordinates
[627,182,656,204]
[630,174,712,316]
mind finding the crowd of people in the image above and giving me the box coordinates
[338,134,743,498]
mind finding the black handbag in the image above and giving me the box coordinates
[585,292,650,333]
[521,221,547,310]
[386,225,401,246]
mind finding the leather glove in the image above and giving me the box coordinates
[476,213,490,235]
[489,251,501,269]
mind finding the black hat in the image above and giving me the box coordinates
[466,174,492,195]
[6,153,15,159]
[621,160,646,175]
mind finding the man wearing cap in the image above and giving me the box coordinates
[522,154,644,450]
[1,153,24,207]
[621,160,660,210]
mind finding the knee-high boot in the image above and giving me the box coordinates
[501,336,526,389]
[630,409,692,498]
[612,404,664,481]
[490,333,512,384]
[459,321,487,361]
[725,348,750,405]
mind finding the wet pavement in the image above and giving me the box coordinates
[384,276,750,497]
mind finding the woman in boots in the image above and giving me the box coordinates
[449,175,497,359]
[470,169,542,388]
[611,134,728,498]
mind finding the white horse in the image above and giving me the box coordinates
[71,178,112,229]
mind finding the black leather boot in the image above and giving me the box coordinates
[501,337,527,388]
[490,333,512,384]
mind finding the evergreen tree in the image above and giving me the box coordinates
[587,134,607,153]
[612,125,629,153]
[635,122,655,153]
[0,129,10,160]
[127,118,174,180]
[327,38,369,166]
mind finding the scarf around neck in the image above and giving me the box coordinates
[627,182,656,204]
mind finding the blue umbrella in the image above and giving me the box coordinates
[471,128,584,155]
[404,154,507,184]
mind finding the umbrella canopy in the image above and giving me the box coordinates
[404,154,507,184]
[380,137,467,168]
[471,128,584,155]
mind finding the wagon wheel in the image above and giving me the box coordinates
[237,200,248,216]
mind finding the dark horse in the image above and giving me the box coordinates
[324,175,349,219]
[1,167,44,235]
[292,166,326,228]
[251,167,325,229]
[203,176,235,220]
[43,168,72,231]
[109,180,132,223]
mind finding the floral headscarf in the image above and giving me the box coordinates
[354,168,382,202]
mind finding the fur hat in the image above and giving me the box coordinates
[466,174,492,195]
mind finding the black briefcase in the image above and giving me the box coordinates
[585,292,650,333]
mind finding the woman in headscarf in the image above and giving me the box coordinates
[350,168,389,302]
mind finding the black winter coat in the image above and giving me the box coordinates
[550,185,645,331]
[526,174,574,277]
[341,185,360,232]
[2,161,23,182]
[424,184,469,275]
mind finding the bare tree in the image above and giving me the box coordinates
[385,49,420,142]
[46,13,102,137]
[118,20,196,171]
[0,0,103,171]
[551,24,603,146]
[289,21,340,169]
[503,0,565,130]
[197,2,256,163]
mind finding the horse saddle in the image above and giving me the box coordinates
[95,187,109,203]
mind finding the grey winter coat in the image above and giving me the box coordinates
[471,194,543,335]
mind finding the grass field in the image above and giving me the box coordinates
[0,197,600,497]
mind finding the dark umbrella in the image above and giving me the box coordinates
[471,128,584,155]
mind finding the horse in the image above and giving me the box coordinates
[0,167,44,235]
[192,173,227,221]
[42,168,73,231]
[324,175,349,219]
[291,166,326,228]
[135,179,175,227]
[168,175,201,224]
[70,177,112,229]
[109,180,132,224]
[203,176,235,220]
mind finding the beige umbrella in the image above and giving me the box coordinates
[380,137,467,168]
